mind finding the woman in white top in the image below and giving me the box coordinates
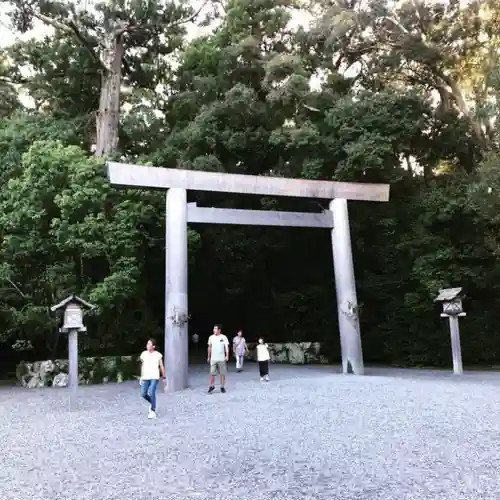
[256,337,270,381]
[139,338,166,419]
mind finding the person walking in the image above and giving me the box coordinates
[139,338,166,419]
[232,329,248,372]
[207,324,229,394]
[256,337,270,382]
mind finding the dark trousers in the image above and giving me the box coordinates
[258,360,269,377]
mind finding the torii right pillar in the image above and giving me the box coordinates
[330,198,364,375]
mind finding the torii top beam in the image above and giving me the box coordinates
[107,162,390,202]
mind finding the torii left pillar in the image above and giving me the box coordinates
[164,188,189,392]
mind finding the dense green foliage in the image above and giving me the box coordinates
[2,0,500,369]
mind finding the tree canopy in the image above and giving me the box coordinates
[1,0,500,370]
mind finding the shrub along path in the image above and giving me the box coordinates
[0,364,499,499]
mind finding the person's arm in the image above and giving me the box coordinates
[159,358,166,379]
[207,339,212,362]
[225,338,230,361]
[139,352,144,382]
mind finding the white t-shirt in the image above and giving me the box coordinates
[257,343,270,362]
[208,334,229,362]
[140,350,163,380]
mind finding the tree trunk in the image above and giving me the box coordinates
[436,70,487,149]
[95,33,124,157]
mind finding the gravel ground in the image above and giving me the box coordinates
[2,364,500,500]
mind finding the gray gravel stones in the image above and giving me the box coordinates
[1,365,500,500]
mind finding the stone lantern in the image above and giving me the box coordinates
[51,294,95,393]
[434,288,466,375]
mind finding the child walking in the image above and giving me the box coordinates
[139,338,166,419]
[256,337,270,381]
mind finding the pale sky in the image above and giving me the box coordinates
[0,1,313,48]
[0,0,471,107]
[0,0,472,47]
[0,0,314,107]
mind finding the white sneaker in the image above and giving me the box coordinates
[260,377,264,381]
[148,410,157,419]
[265,375,270,381]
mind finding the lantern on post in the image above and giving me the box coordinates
[434,288,466,375]
[50,295,95,394]
[191,333,200,359]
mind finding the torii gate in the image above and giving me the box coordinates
[107,162,390,392]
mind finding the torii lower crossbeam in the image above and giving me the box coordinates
[187,203,334,228]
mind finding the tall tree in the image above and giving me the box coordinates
[2,0,210,156]
[308,0,500,153]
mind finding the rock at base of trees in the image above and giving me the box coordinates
[243,341,329,364]
[16,356,140,388]
[16,343,329,388]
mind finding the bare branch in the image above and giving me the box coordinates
[122,56,133,75]
[6,278,30,299]
[332,54,344,71]
[215,0,227,14]
[67,21,107,71]
[380,15,410,36]
[434,68,487,145]
[27,10,70,33]
[411,0,428,41]
[28,10,107,71]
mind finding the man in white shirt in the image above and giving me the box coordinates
[207,324,229,394]
[139,338,165,419]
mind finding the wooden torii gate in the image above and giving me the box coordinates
[107,162,390,392]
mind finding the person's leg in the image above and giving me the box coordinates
[219,361,227,391]
[239,355,244,370]
[235,354,240,370]
[208,363,217,393]
[141,380,152,404]
[258,361,268,379]
[149,379,159,412]
[263,361,270,380]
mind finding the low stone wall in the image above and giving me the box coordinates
[16,356,139,388]
[16,342,327,388]
[244,342,328,364]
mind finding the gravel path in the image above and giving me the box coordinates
[1,364,500,500]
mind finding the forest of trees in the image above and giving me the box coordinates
[1,0,500,371]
